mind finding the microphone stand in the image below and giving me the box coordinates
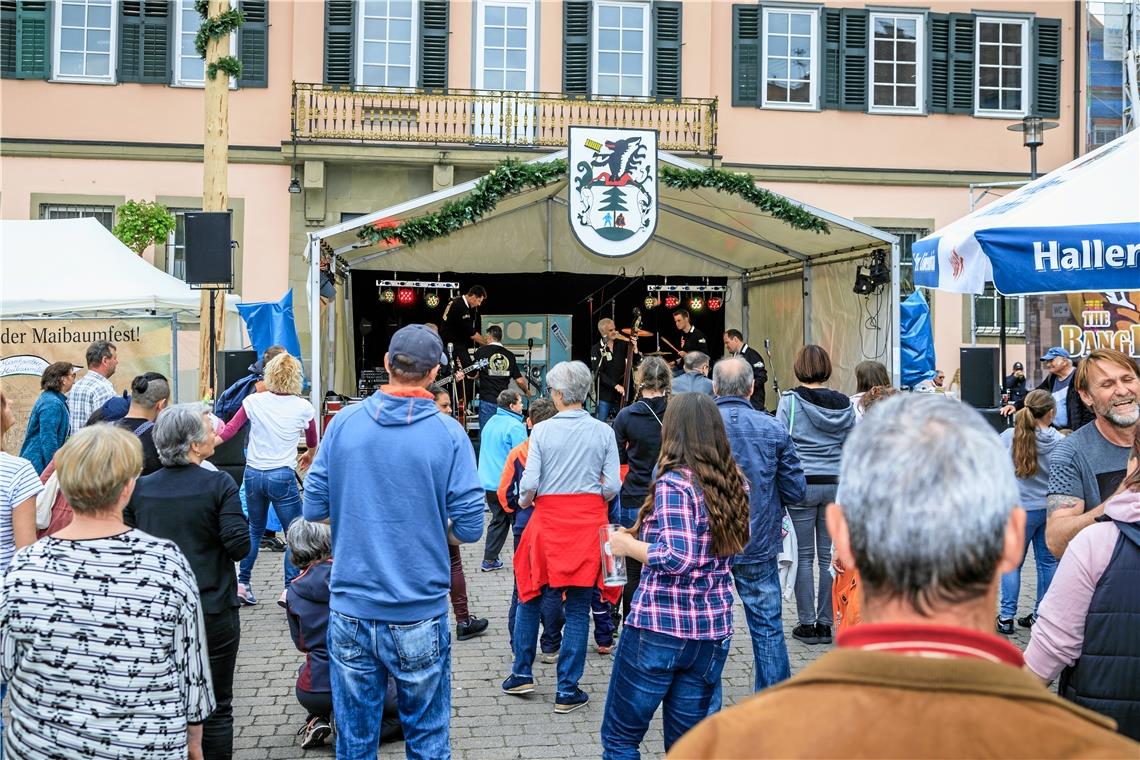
[447,342,458,417]
[526,338,534,398]
[764,338,780,397]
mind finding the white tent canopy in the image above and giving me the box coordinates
[1,217,237,321]
[304,149,899,418]
[913,128,1140,296]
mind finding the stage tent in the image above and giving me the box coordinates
[303,150,899,417]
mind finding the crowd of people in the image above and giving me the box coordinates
[0,329,1139,759]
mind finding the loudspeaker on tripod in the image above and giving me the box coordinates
[185,211,234,287]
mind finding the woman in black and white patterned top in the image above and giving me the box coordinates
[0,424,215,760]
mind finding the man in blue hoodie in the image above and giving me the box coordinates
[477,389,528,572]
[714,358,806,693]
[303,324,485,759]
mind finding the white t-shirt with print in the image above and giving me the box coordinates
[242,393,315,470]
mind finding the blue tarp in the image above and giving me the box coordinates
[236,289,304,360]
[900,290,936,387]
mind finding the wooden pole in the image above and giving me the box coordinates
[198,0,231,399]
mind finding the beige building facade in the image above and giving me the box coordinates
[1,0,1086,384]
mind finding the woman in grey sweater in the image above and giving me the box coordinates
[776,345,855,645]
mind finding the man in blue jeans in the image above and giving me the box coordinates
[713,358,805,693]
[303,324,485,758]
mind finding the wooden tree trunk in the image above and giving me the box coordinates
[198,0,230,399]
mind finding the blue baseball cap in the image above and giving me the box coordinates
[1040,347,1071,362]
[388,324,444,374]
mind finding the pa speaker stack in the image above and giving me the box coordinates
[185,211,234,288]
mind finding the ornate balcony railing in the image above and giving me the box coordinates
[291,83,718,155]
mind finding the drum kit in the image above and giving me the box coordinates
[617,327,670,357]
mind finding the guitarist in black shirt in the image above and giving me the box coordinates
[440,286,488,362]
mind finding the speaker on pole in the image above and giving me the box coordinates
[960,347,1000,408]
[185,211,234,288]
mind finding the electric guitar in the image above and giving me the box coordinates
[429,358,490,393]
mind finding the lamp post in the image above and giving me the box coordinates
[999,115,1059,383]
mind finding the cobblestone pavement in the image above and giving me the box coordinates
[232,515,1040,759]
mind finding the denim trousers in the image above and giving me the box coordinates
[788,484,837,626]
[239,465,302,588]
[202,607,241,760]
[478,402,497,431]
[733,558,791,692]
[328,610,451,760]
[512,585,591,699]
[600,626,730,759]
[1000,508,1058,619]
[507,535,564,653]
[597,399,615,423]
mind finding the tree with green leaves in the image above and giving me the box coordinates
[113,200,177,256]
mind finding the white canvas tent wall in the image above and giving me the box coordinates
[304,150,899,418]
[1,218,240,400]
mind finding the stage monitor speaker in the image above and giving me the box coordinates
[185,211,233,287]
[217,349,257,393]
[960,347,999,408]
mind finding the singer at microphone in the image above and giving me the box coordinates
[474,324,532,430]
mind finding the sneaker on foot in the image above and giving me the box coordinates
[540,649,560,664]
[237,583,258,606]
[299,716,332,749]
[1017,614,1036,629]
[596,644,614,655]
[502,674,536,695]
[791,623,818,644]
[277,589,288,609]
[815,624,833,644]
[457,616,489,641]
[480,559,504,572]
[996,617,1015,635]
[554,689,590,714]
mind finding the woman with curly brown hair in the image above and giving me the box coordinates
[601,392,751,758]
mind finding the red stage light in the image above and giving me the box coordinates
[397,288,416,306]
[663,294,680,309]
[707,296,723,312]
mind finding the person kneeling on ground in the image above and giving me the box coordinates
[285,519,402,750]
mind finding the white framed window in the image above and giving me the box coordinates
[165,208,200,281]
[173,0,237,87]
[476,0,535,91]
[761,7,818,109]
[39,203,115,231]
[592,2,650,97]
[974,284,1025,335]
[358,0,418,88]
[975,17,1029,117]
[53,0,116,83]
[869,12,923,114]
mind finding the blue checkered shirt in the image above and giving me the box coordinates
[626,469,735,640]
[67,371,115,435]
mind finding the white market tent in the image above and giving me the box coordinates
[303,149,900,417]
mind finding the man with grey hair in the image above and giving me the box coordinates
[503,361,620,714]
[673,395,1138,758]
[126,402,250,759]
[712,357,805,694]
[114,372,170,476]
[68,340,118,433]
[672,352,713,395]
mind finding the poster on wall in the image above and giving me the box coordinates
[568,126,658,258]
[1032,291,1140,366]
[0,318,173,454]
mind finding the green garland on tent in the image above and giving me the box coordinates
[357,158,569,247]
[194,0,244,80]
[659,166,830,234]
[356,157,829,248]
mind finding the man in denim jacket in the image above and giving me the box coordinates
[714,358,805,692]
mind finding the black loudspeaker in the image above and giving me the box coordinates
[960,347,999,408]
[217,349,257,393]
[185,211,233,287]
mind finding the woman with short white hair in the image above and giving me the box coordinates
[0,424,215,758]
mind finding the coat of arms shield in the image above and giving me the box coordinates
[568,127,658,258]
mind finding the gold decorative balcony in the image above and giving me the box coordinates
[291,83,718,155]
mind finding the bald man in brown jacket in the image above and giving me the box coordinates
[671,396,1138,759]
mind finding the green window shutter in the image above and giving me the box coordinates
[731,4,759,107]
[119,0,169,84]
[1033,17,1061,118]
[324,0,354,86]
[839,9,867,110]
[821,7,840,108]
[2,0,50,79]
[238,0,268,88]
[651,2,681,100]
[563,0,590,96]
[927,13,949,112]
[947,13,974,113]
[418,0,448,90]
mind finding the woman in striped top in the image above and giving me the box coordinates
[0,424,215,759]
[601,392,751,758]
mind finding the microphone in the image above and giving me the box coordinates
[447,342,454,361]
[528,338,534,351]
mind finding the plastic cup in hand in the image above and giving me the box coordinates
[599,524,627,587]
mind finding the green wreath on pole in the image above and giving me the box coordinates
[356,158,830,248]
[194,0,244,80]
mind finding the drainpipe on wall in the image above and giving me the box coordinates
[1074,1,1083,159]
